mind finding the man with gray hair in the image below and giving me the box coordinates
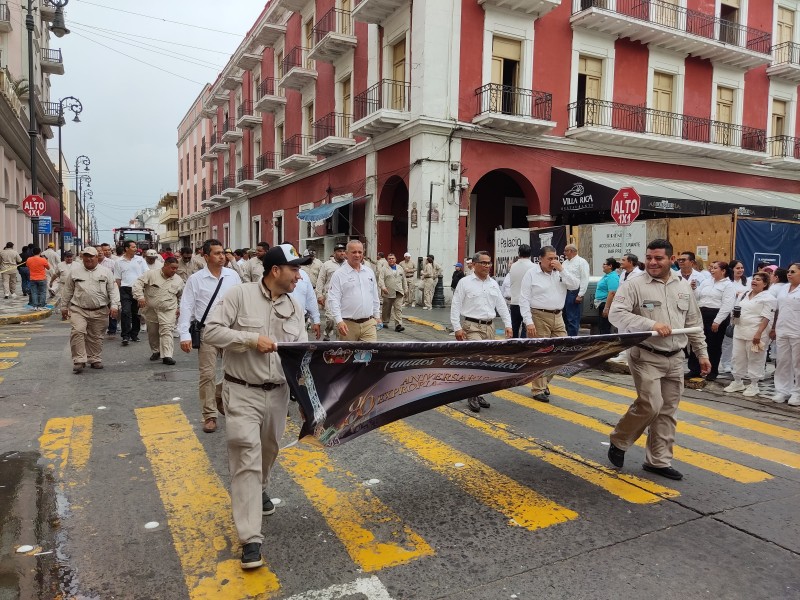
[562,244,590,336]
[620,253,644,282]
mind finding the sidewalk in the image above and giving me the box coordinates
[0,293,54,325]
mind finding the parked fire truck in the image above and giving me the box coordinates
[113,227,159,252]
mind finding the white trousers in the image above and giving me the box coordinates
[730,338,767,382]
[774,336,800,396]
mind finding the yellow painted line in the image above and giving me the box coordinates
[279,423,433,572]
[0,337,30,341]
[0,342,25,347]
[405,316,446,331]
[569,376,800,446]
[0,360,17,370]
[550,383,800,470]
[39,416,93,477]
[495,389,770,484]
[438,406,678,504]
[0,352,19,358]
[136,405,280,599]
[382,420,578,530]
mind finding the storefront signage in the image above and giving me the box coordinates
[561,182,595,211]
[591,221,647,276]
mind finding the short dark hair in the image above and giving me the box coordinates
[752,271,771,288]
[678,250,695,261]
[774,268,789,284]
[100,242,111,249]
[605,257,621,270]
[649,239,674,255]
[539,245,556,258]
[32,246,41,255]
[518,244,532,258]
[163,256,178,265]
[202,239,223,255]
[257,241,270,251]
[124,240,137,250]
[180,246,193,255]
[623,253,638,265]
[163,246,171,252]
[4,242,12,248]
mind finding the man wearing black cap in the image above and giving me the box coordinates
[315,242,347,341]
[204,243,310,571]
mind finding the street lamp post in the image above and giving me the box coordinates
[87,202,95,245]
[24,0,69,244]
[81,188,93,245]
[74,156,90,248]
[57,96,82,255]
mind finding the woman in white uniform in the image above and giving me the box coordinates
[770,263,800,406]
[720,260,750,373]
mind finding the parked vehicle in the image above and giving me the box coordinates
[113,227,159,252]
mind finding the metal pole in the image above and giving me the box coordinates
[25,0,39,245]
[426,181,433,258]
[58,117,63,254]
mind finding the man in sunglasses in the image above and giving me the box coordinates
[204,243,311,571]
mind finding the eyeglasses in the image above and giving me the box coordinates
[676,258,689,262]
[476,261,492,266]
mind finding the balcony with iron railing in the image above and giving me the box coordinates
[221,70,243,91]
[473,83,556,135]
[309,8,357,63]
[270,0,307,16]
[279,47,317,91]
[351,79,412,137]
[309,112,357,156]
[201,134,220,161]
[255,151,285,182]
[570,0,772,70]
[220,174,240,197]
[236,165,261,191]
[477,0,561,17]
[352,0,405,24]
[248,21,286,52]
[221,118,243,143]
[40,48,64,75]
[763,135,800,170]
[208,182,226,203]
[210,131,229,154]
[280,134,316,170]
[236,100,262,129]
[566,98,767,163]
[0,4,12,33]
[236,52,262,71]
[254,77,286,114]
[767,42,800,83]
[40,101,62,126]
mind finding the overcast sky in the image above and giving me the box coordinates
[50,0,263,243]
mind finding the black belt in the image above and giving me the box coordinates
[465,317,493,325]
[636,344,682,358]
[344,317,373,324]
[533,308,562,314]
[224,373,282,391]
[71,304,107,310]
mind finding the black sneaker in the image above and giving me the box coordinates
[149,352,161,361]
[162,357,176,365]
[241,542,264,569]
[121,338,129,346]
[262,490,275,516]
[130,337,141,343]
[532,392,549,403]
[467,397,481,413]
[477,396,490,408]
[395,325,405,332]
[608,443,625,468]
[643,464,683,480]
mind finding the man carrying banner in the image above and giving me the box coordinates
[608,238,709,481]
[328,240,382,341]
[203,243,311,570]
[451,250,513,412]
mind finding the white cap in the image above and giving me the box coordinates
[145,249,159,257]
[404,252,411,258]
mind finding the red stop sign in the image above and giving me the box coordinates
[22,194,46,217]
[611,187,641,226]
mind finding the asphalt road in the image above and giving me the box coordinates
[1,313,799,600]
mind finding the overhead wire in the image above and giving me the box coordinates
[69,21,235,55]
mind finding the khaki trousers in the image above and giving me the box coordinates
[2,271,17,296]
[222,380,289,544]
[198,336,222,420]
[462,320,494,341]
[322,305,335,338]
[610,346,684,468]
[69,305,107,365]
[338,318,378,342]
[530,309,567,394]
[146,309,176,358]
[381,293,404,327]
[423,279,435,308]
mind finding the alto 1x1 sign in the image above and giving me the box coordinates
[22,194,46,217]
[611,187,641,226]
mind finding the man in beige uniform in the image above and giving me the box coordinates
[42,242,60,272]
[399,252,416,306]
[176,247,195,282]
[0,242,21,298]
[224,248,243,279]
[315,242,346,341]
[61,247,120,373]
[378,253,409,332]
[204,243,310,570]
[608,238,710,481]
[240,242,269,283]
[301,249,323,287]
[50,251,76,313]
[421,255,441,310]
[190,247,207,275]
[133,257,184,365]
[328,240,382,341]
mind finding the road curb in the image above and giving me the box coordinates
[406,316,447,332]
[0,308,53,326]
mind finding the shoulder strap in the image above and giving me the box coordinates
[199,277,225,326]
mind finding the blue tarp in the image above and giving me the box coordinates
[297,196,361,222]
[735,219,800,276]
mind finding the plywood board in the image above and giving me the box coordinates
[668,215,733,264]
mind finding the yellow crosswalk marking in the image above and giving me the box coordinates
[382,421,578,530]
[39,416,93,477]
[279,422,433,571]
[495,389,771,484]
[550,383,800,470]
[136,405,280,599]
[0,360,17,370]
[569,376,800,445]
[0,337,31,341]
[0,342,25,347]
[438,406,679,503]
[0,352,19,358]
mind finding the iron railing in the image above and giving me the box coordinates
[41,48,63,63]
[257,152,282,172]
[220,175,236,190]
[313,8,354,44]
[313,112,352,143]
[237,100,255,118]
[208,132,219,146]
[257,77,282,99]
[0,4,10,24]
[237,165,256,183]
[568,98,766,152]
[222,118,238,134]
[772,41,800,66]
[475,83,552,121]
[281,46,313,77]
[282,134,313,158]
[572,0,771,54]
[767,135,800,159]
[354,79,410,121]
[209,182,221,197]
[42,101,62,121]
[201,188,208,201]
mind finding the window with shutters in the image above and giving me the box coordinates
[577,55,603,127]
[276,123,284,156]
[719,0,740,45]
[776,7,795,63]
[391,38,406,110]
[276,50,284,79]
[651,0,678,29]
[714,86,735,145]
[651,72,674,135]
[770,99,787,156]
[340,76,352,136]
[304,17,314,68]
[490,36,521,115]
[304,101,315,137]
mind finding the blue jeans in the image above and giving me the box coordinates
[564,289,581,336]
[18,267,30,295]
[29,280,47,308]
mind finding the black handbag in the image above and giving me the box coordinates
[725,324,735,338]
[189,277,224,349]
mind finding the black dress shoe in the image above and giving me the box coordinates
[121,338,129,346]
[532,392,549,403]
[545,386,551,396]
[643,464,683,480]
[130,337,141,343]
[162,357,176,365]
[608,443,625,468]
[149,352,161,361]
[395,325,405,332]
[467,397,481,413]
[477,396,490,408]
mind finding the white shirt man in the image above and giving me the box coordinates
[562,245,590,337]
[620,254,644,283]
[289,268,321,339]
[677,252,710,289]
[327,240,381,341]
